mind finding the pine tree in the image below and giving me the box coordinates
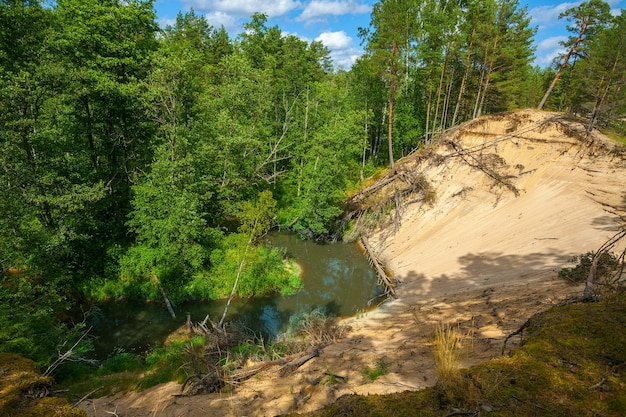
[538,0,612,110]
[571,11,626,132]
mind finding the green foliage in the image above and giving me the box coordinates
[139,342,189,389]
[568,9,626,128]
[99,350,143,374]
[57,342,191,397]
[2,0,623,385]
[558,251,620,284]
[0,270,93,369]
[362,359,388,382]
[185,234,301,300]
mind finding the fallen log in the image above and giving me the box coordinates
[278,347,320,377]
[151,274,176,319]
[346,174,398,206]
[228,347,320,383]
[360,238,396,298]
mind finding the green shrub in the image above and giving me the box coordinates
[362,359,388,382]
[559,251,619,284]
[99,350,143,374]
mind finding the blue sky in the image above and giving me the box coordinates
[154,0,625,69]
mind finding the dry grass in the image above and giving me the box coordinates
[432,322,465,387]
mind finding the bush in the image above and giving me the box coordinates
[184,236,302,300]
[99,350,143,374]
[286,307,349,346]
[559,251,620,284]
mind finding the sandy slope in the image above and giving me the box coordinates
[80,110,626,417]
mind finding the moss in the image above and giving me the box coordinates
[0,353,87,417]
[17,397,86,417]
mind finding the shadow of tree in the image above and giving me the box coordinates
[591,190,626,231]
[391,249,571,302]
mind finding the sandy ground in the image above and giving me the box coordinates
[80,110,626,417]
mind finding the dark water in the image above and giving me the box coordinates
[89,232,381,359]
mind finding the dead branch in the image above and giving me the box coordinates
[360,238,396,298]
[583,229,626,300]
[347,174,398,206]
[73,386,103,407]
[587,377,607,391]
[278,347,320,377]
[44,326,96,377]
[443,411,478,417]
[447,141,519,197]
[501,318,531,356]
[181,346,321,396]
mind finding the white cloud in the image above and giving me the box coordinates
[330,48,362,69]
[529,2,579,30]
[610,7,624,16]
[315,30,362,69]
[538,36,567,51]
[297,0,370,22]
[536,35,568,67]
[529,0,624,27]
[316,30,351,49]
[183,0,301,18]
[282,30,312,43]
[205,11,238,30]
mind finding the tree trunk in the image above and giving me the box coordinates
[432,50,449,134]
[441,64,455,130]
[298,86,310,197]
[473,49,488,119]
[452,28,475,127]
[387,42,399,168]
[425,65,435,143]
[538,30,587,110]
[387,95,395,168]
[477,27,500,118]
[361,98,368,181]
[152,275,176,319]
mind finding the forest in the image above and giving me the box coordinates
[1,0,625,372]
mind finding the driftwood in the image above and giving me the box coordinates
[73,386,103,407]
[181,347,321,396]
[278,347,320,377]
[229,347,320,383]
[360,238,396,298]
[158,284,176,319]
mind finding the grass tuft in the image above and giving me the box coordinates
[433,322,465,387]
[362,359,388,382]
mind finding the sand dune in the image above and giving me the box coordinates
[81,110,626,417]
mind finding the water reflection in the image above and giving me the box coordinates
[90,232,381,358]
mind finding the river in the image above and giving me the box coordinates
[88,232,381,359]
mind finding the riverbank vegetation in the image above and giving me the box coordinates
[1,0,625,405]
[53,307,346,402]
